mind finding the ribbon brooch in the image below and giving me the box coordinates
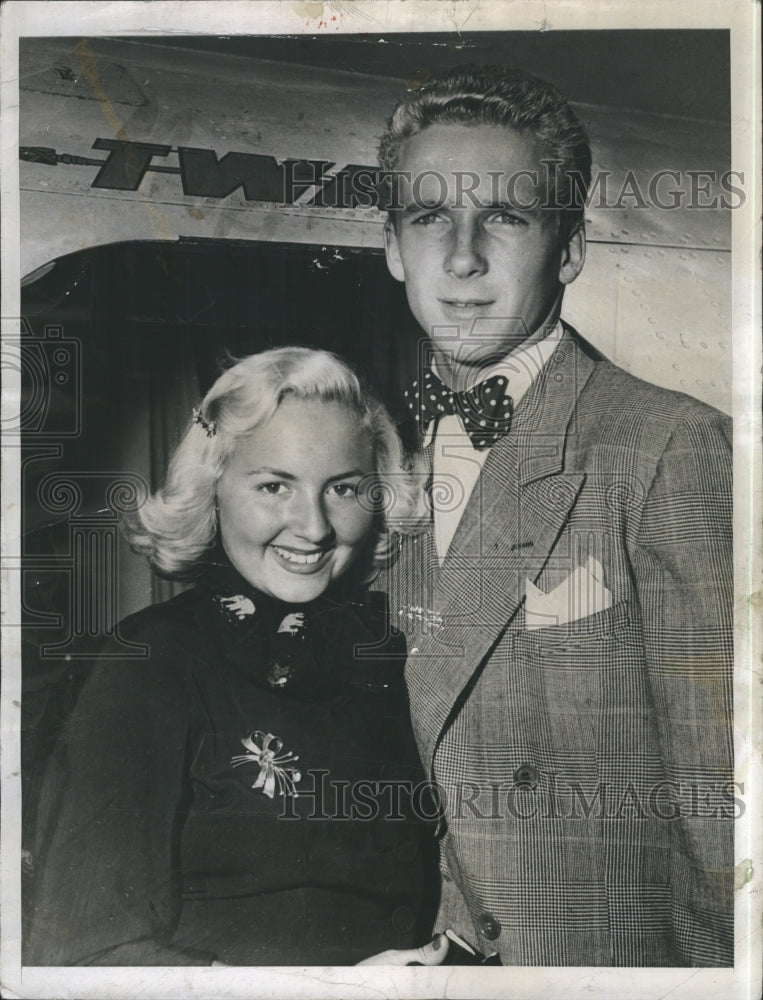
[231,730,301,798]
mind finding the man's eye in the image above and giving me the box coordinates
[490,210,525,226]
[328,482,357,497]
[411,211,446,226]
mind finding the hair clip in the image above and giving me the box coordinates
[192,405,217,437]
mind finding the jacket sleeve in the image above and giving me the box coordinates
[631,406,734,966]
[24,624,215,966]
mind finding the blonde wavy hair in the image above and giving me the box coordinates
[124,347,426,579]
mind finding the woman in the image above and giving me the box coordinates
[24,347,438,966]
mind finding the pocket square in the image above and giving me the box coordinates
[525,556,613,630]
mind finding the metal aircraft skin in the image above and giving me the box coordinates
[19,37,731,417]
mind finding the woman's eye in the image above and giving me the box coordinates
[258,482,287,495]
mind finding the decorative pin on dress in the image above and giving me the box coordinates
[231,730,302,798]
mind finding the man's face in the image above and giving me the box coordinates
[384,123,585,385]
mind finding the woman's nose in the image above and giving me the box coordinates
[444,216,487,278]
[293,493,333,543]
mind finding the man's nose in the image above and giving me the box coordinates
[293,492,333,543]
[444,216,487,278]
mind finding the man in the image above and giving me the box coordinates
[378,66,734,966]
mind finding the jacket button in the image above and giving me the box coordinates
[477,912,501,940]
[513,763,539,789]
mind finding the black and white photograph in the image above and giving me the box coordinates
[1,2,760,998]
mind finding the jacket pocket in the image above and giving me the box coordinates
[518,600,635,647]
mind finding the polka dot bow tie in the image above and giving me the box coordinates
[404,369,514,450]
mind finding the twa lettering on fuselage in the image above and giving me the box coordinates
[20,140,383,208]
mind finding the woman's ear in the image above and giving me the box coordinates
[559,224,586,286]
[383,217,406,283]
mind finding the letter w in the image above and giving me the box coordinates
[178,147,285,201]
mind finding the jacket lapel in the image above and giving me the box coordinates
[404,326,597,776]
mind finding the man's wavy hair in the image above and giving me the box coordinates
[124,347,425,580]
[378,64,592,240]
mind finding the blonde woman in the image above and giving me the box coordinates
[25,347,438,966]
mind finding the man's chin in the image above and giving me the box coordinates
[432,342,529,383]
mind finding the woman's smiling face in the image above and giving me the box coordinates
[216,396,376,603]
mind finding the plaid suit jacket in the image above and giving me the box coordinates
[382,325,734,967]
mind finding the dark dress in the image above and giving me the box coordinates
[24,557,439,965]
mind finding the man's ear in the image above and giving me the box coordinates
[559,224,586,286]
[383,217,406,282]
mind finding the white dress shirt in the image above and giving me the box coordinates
[425,322,562,563]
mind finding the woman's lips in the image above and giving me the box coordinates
[270,544,331,574]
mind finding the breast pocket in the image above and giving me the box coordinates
[518,600,636,649]
[511,600,650,765]
[511,602,651,796]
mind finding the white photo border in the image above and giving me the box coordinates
[1,2,760,998]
